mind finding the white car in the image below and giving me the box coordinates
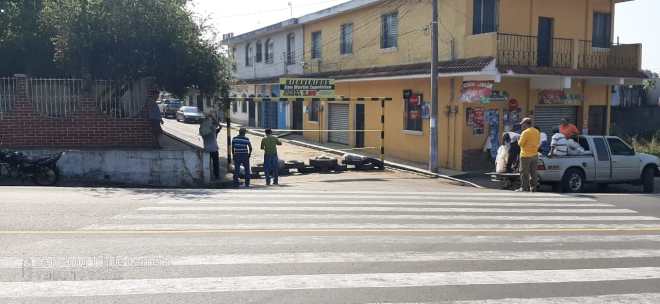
[537,136,660,193]
[176,106,204,123]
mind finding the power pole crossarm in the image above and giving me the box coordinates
[429,0,439,173]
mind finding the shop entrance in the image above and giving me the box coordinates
[355,104,365,148]
[328,103,350,145]
[535,106,578,134]
[292,101,303,135]
[588,106,607,135]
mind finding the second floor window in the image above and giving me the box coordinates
[231,47,237,71]
[245,43,253,67]
[592,12,612,48]
[241,100,247,113]
[287,33,296,65]
[340,23,353,55]
[265,39,274,64]
[256,41,263,63]
[473,0,498,34]
[311,31,322,59]
[381,12,398,49]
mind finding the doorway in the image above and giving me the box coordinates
[537,17,554,67]
[588,106,608,135]
[248,100,256,127]
[355,104,365,148]
[292,101,303,135]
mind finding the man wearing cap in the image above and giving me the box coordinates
[232,128,253,188]
[517,117,541,192]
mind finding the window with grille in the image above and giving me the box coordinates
[381,12,398,49]
[256,41,263,63]
[473,0,498,34]
[309,100,320,122]
[340,23,353,55]
[241,100,247,113]
[592,12,612,48]
[311,31,322,59]
[232,101,238,113]
[287,34,296,64]
[265,39,274,64]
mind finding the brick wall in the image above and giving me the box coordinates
[0,75,157,149]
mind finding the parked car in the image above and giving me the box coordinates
[176,106,204,123]
[161,99,182,118]
[537,135,660,193]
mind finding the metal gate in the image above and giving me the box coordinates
[534,106,578,134]
[328,103,349,145]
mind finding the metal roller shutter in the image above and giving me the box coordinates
[328,103,350,145]
[534,106,578,134]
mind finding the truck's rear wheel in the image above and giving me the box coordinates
[561,168,585,193]
[642,166,656,193]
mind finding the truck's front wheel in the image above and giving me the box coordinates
[642,166,656,193]
[561,168,585,193]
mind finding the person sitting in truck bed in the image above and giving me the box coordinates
[550,129,584,157]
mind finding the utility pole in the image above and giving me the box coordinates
[429,0,439,173]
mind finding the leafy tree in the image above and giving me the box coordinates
[1,0,229,96]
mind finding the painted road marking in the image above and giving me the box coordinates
[6,249,660,269]
[114,213,660,222]
[82,223,660,231]
[155,200,612,207]
[4,267,660,298]
[174,194,594,202]
[137,206,637,214]
[375,293,660,304]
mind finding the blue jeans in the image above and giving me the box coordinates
[233,155,251,187]
[264,154,279,185]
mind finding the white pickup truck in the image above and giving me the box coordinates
[537,136,660,193]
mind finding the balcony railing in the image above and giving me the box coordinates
[493,33,641,72]
[497,33,573,68]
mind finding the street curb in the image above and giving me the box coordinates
[222,123,482,189]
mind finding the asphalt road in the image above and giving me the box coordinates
[1,183,660,303]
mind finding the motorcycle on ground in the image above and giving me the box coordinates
[0,150,64,186]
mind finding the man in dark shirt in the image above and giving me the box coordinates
[147,101,164,149]
[231,128,253,187]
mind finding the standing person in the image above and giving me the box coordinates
[199,115,222,180]
[147,100,164,149]
[260,128,283,185]
[517,117,541,192]
[232,128,253,188]
[559,118,579,139]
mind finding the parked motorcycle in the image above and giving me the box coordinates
[0,150,64,186]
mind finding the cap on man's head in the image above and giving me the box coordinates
[520,117,533,125]
[561,118,570,125]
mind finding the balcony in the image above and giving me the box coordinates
[465,32,642,73]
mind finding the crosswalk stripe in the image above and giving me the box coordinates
[82,223,660,231]
[137,206,636,214]
[155,200,612,207]
[114,213,660,221]
[191,194,593,202]
[5,249,660,269]
[206,190,570,197]
[376,293,660,304]
[3,267,660,298]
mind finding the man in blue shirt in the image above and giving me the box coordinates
[232,128,253,187]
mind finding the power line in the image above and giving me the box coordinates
[211,0,350,19]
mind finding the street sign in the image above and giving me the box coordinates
[280,78,335,98]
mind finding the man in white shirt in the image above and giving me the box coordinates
[550,128,584,157]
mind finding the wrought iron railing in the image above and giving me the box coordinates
[95,79,150,119]
[0,78,17,114]
[29,78,83,118]
[497,33,573,68]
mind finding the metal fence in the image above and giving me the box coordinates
[0,78,17,114]
[29,78,83,118]
[95,79,149,119]
[497,33,573,68]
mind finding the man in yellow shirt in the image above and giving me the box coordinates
[517,117,541,192]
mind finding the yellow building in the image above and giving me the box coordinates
[298,0,644,171]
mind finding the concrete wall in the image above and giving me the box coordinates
[231,27,304,80]
[22,149,209,187]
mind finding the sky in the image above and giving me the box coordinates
[190,0,659,73]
